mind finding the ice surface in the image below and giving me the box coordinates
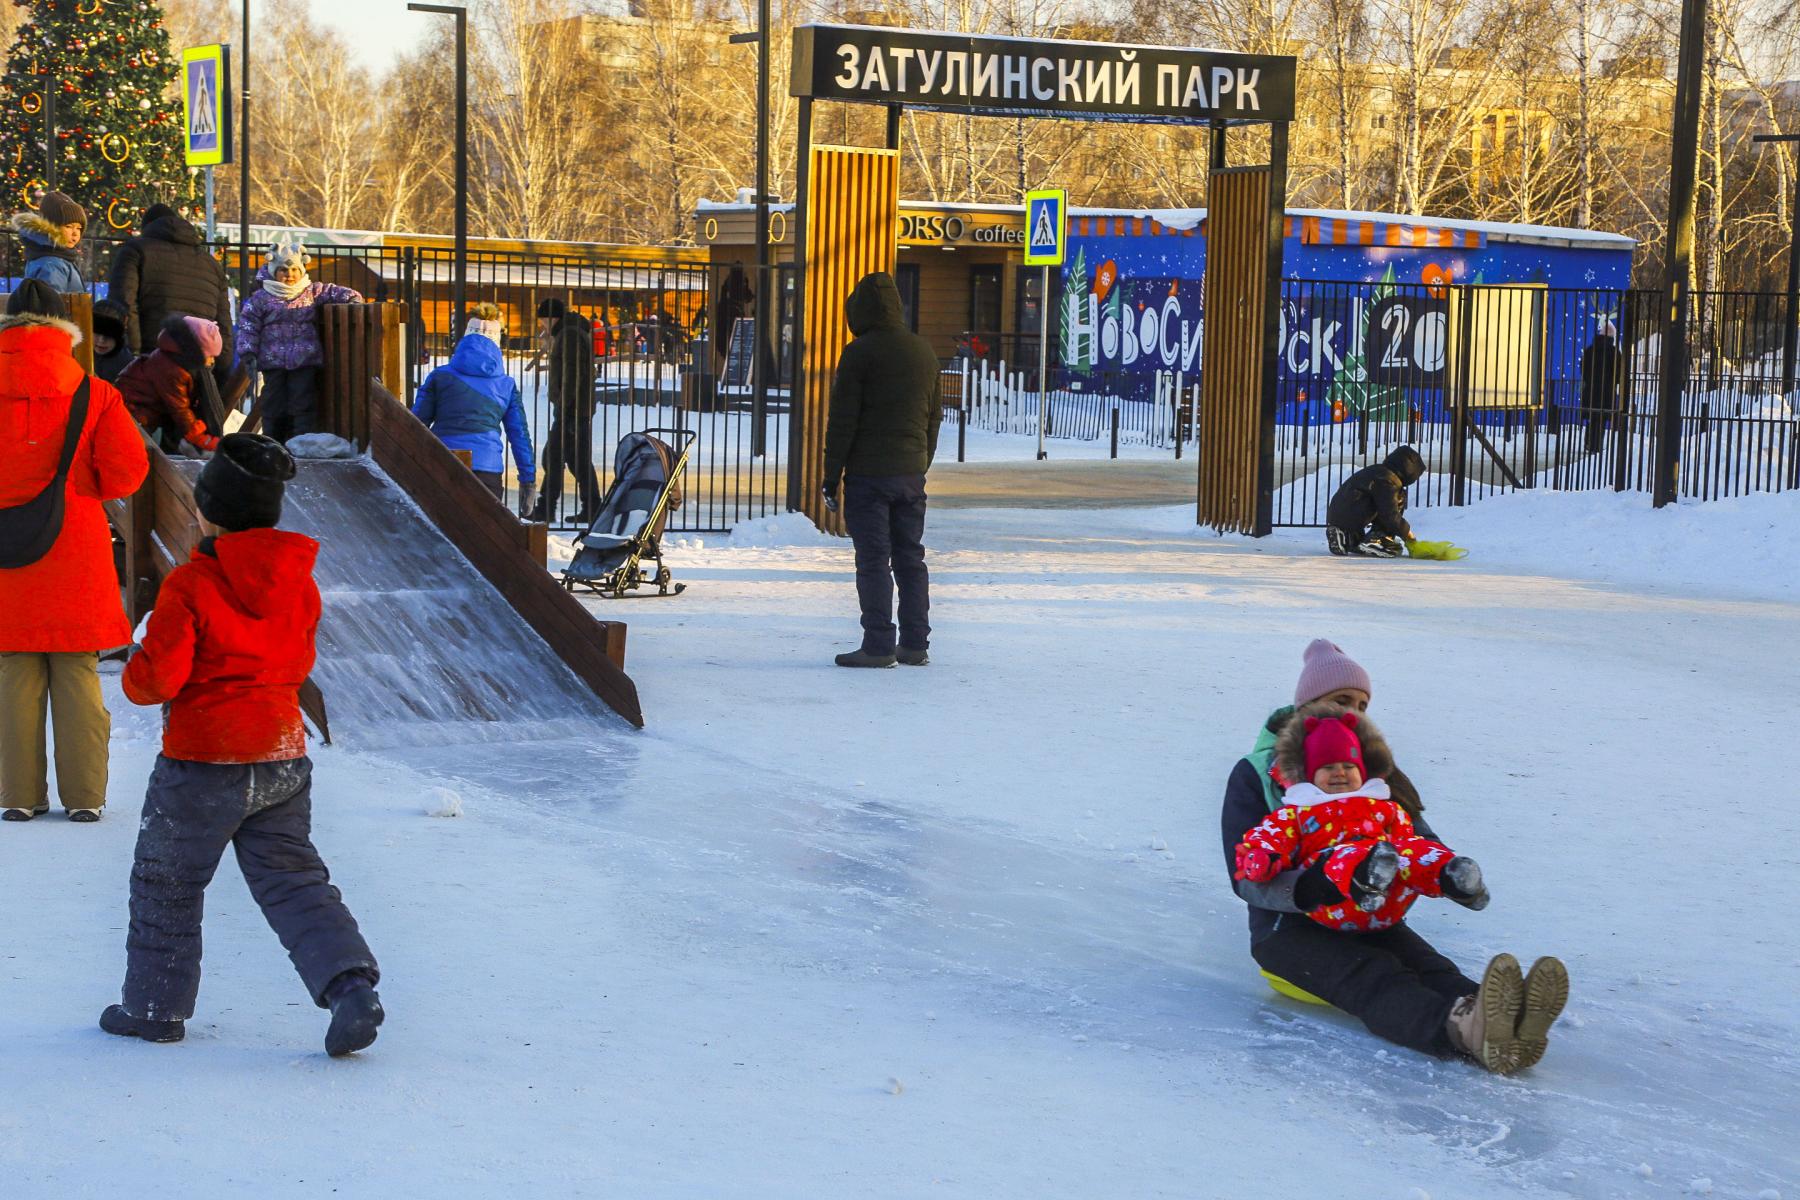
[3,491,1796,1197]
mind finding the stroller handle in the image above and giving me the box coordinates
[640,427,698,450]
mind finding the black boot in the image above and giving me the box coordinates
[325,984,384,1057]
[100,1004,185,1043]
[1441,856,1491,911]
[1349,842,1400,912]
[834,649,896,668]
[896,647,929,666]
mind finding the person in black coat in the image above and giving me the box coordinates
[106,204,235,384]
[823,272,943,669]
[1324,446,1425,557]
[1580,322,1624,456]
[527,299,600,525]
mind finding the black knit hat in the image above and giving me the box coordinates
[536,297,567,320]
[6,279,68,320]
[195,434,298,532]
[141,202,177,226]
[91,299,127,342]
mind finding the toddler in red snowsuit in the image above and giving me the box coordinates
[1234,712,1489,933]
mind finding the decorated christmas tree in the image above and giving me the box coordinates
[0,0,185,232]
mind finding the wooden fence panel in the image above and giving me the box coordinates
[800,145,900,532]
[1197,168,1273,534]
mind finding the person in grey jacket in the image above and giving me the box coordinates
[10,191,87,295]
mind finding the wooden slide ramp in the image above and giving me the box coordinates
[109,303,643,743]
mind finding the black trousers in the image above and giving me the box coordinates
[261,367,320,444]
[1251,916,1476,1056]
[473,469,505,500]
[121,756,378,1022]
[842,473,930,655]
[538,406,601,522]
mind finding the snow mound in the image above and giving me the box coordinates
[423,786,463,818]
[723,513,838,550]
[285,432,359,460]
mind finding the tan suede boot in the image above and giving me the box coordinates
[1511,956,1570,1072]
[1446,953,1526,1073]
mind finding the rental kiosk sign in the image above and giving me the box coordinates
[790,24,1295,124]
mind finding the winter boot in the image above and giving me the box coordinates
[2,803,49,822]
[67,808,102,824]
[99,1004,185,1044]
[834,649,897,669]
[1440,856,1490,910]
[896,647,929,666]
[1511,956,1570,1073]
[1446,953,1526,1073]
[1349,842,1401,912]
[324,983,384,1058]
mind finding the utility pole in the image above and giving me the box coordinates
[411,4,470,336]
[1655,0,1708,508]
[730,7,773,457]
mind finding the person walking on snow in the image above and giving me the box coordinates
[102,434,383,1055]
[234,242,362,443]
[821,271,943,669]
[527,298,599,525]
[11,190,88,295]
[117,315,226,454]
[1220,638,1569,1074]
[1236,711,1490,933]
[413,303,537,512]
[0,281,148,822]
[1325,446,1425,558]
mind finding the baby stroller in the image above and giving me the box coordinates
[562,428,695,598]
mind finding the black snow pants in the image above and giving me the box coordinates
[260,366,320,444]
[538,405,601,523]
[842,473,930,656]
[1251,915,1477,1056]
[120,755,378,1022]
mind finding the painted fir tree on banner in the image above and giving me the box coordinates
[0,0,185,231]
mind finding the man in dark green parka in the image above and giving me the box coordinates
[822,272,943,668]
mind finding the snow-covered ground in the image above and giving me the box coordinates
[4,489,1798,1198]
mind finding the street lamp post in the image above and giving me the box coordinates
[410,3,469,337]
[1752,133,1800,402]
[240,0,251,299]
[730,1,773,457]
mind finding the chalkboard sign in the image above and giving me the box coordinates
[723,317,756,390]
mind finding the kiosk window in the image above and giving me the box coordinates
[970,265,1003,335]
[896,263,920,331]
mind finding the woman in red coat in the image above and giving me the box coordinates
[0,281,149,821]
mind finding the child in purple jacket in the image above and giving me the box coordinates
[235,243,362,442]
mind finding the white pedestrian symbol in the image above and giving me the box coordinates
[190,68,215,137]
[1032,201,1057,251]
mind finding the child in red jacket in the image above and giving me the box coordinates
[1234,712,1490,933]
[116,315,225,454]
[101,434,383,1056]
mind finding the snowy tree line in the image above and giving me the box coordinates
[12,0,1797,290]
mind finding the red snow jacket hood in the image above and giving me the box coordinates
[123,528,321,764]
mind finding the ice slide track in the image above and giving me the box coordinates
[108,383,643,743]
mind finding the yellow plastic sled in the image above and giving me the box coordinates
[1260,969,1330,1006]
[1408,539,1468,561]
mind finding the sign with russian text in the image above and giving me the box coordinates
[180,45,232,167]
[1024,189,1066,266]
[791,25,1295,124]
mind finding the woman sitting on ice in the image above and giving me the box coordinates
[1219,638,1568,1075]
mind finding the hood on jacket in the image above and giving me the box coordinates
[845,272,906,337]
[143,211,203,246]
[202,529,319,620]
[91,299,127,343]
[1383,446,1425,485]
[1273,707,1395,794]
[449,332,506,378]
[0,314,86,397]
[11,210,70,251]
[155,315,208,374]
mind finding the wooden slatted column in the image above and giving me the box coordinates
[319,301,408,450]
[798,145,899,533]
[1197,167,1276,535]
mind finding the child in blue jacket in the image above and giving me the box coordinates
[412,304,537,514]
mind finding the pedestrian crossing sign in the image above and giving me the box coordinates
[1024,189,1066,266]
[180,45,232,168]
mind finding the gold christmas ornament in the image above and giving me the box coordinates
[99,133,131,163]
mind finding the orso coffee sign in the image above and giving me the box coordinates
[791,24,1296,125]
[899,212,1024,245]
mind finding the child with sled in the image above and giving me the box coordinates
[101,434,384,1056]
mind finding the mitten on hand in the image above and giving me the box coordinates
[821,483,840,514]
[517,483,539,520]
[1234,844,1279,883]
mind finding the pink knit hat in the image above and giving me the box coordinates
[1293,638,1372,705]
[181,316,223,359]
